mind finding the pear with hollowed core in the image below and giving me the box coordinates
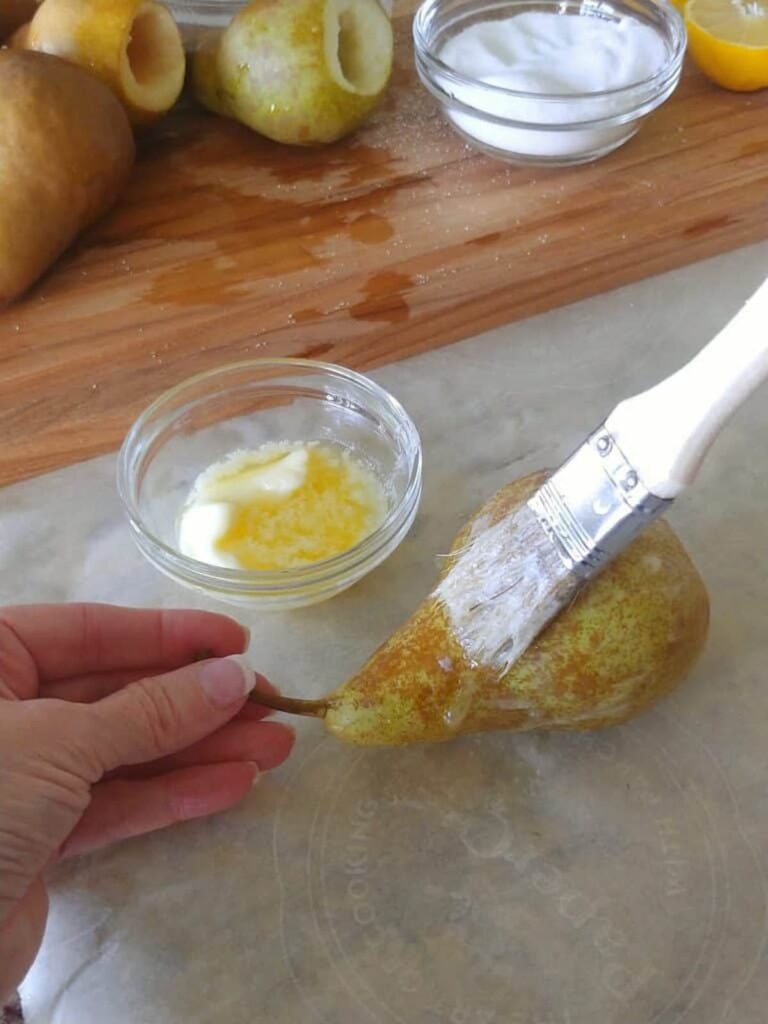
[18,0,185,125]
[194,0,393,144]
[257,471,710,745]
[190,29,231,118]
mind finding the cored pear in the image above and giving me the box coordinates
[18,0,185,125]
[189,29,231,119]
[193,0,393,145]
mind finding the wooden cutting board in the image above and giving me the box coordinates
[1,12,768,487]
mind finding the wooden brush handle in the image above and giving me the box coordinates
[605,277,768,499]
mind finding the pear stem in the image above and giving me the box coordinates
[250,688,329,719]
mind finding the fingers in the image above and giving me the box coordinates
[235,699,278,723]
[60,764,258,859]
[83,656,258,772]
[0,879,48,1004]
[0,618,37,701]
[0,604,249,682]
[110,719,295,780]
[41,666,279,711]
[40,666,168,703]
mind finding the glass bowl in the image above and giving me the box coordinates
[169,0,393,46]
[167,0,244,32]
[413,0,687,166]
[117,360,423,610]
[167,0,243,48]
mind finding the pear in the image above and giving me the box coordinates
[0,50,134,307]
[0,0,39,42]
[193,0,393,145]
[189,29,231,119]
[258,471,710,745]
[18,0,185,125]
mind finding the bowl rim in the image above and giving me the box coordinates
[412,0,687,105]
[117,358,423,591]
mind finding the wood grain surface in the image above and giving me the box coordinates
[1,11,768,487]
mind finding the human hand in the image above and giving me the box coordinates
[0,603,295,1002]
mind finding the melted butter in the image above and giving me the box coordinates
[178,442,387,571]
[441,671,481,734]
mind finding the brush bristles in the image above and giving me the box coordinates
[435,502,583,674]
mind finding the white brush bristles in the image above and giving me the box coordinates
[435,502,582,675]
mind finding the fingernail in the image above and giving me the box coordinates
[200,655,255,708]
[248,761,261,787]
[241,625,252,651]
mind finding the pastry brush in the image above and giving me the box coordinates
[433,276,768,676]
[252,277,768,715]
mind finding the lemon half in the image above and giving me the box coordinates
[686,0,768,91]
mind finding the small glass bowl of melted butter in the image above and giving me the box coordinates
[118,360,422,609]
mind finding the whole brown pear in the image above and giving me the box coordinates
[0,50,134,307]
[316,471,710,745]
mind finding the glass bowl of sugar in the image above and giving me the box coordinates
[413,0,686,166]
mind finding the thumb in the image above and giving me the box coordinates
[85,655,256,772]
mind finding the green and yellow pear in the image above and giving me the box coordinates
[257,471,710,745]
[192,0,393,145]
[17,0,186,125]
[190,29,231,119]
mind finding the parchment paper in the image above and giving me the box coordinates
[2,244,767,1023]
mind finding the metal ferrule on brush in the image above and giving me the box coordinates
[527,427,672,579]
